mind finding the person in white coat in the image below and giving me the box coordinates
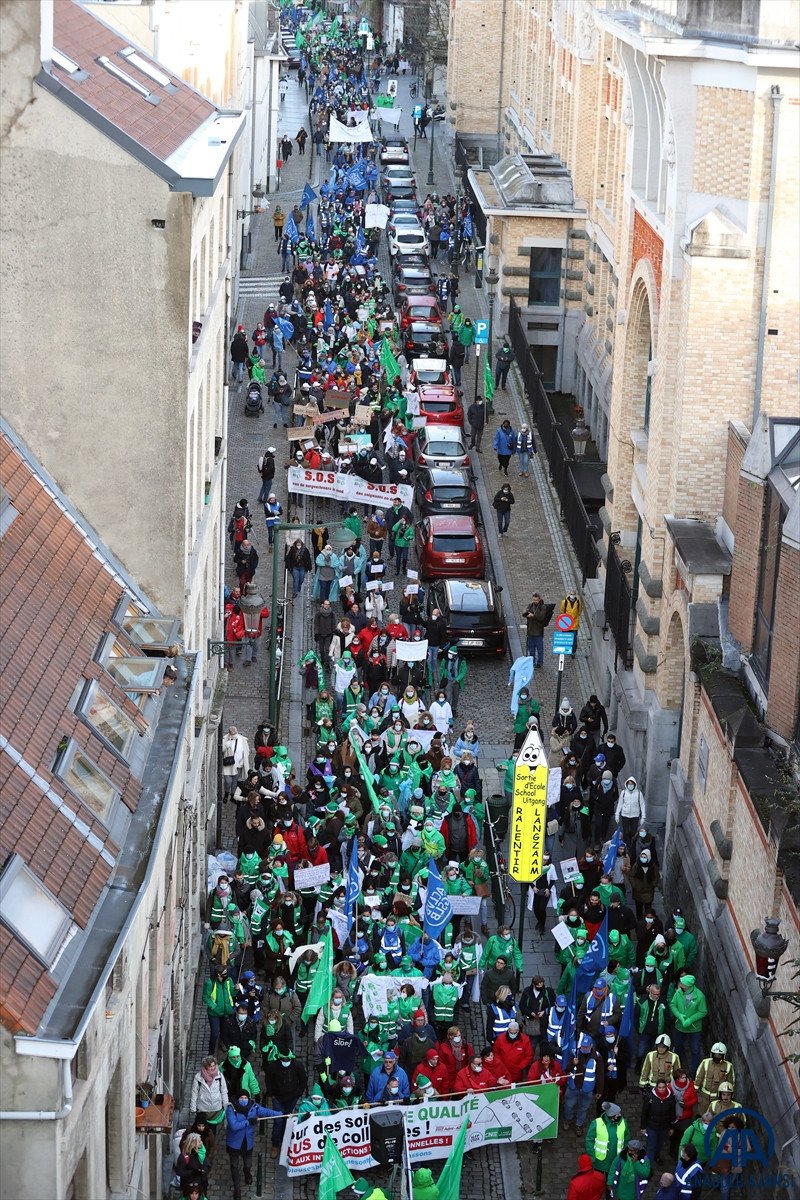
[615,776,646,847]
[429,691,454,737]
[222,727,250,803]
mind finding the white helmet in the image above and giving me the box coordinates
[655,1034,671,1048]
[711,1042,727,1056]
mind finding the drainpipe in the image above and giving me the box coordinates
[0,1058,73,1122]
[752,85,782,428]
[496,0,508,158]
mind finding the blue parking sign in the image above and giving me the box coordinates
[474,319,489,345]
[552,631,575,654]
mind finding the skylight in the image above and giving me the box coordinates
[52,47,80,74]
[56,741,119,821]
[96,56,160,104]
[119,47,177,92]
[0,855,73,967]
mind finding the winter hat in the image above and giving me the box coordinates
[415,1075,431,1089]
[559,699,572,714]
[602,769,613,781]
[579,1034,594,1051]
[328,1019,343,1033]
[680,975,696,988]
[577,1154,593,1172]
[227,1046,242,1064]
[602,1102,622,1120]
[609,930,621,945]
[425,1049,439,1063]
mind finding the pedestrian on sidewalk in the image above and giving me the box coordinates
[229,325,249,383]
[278,76,288,102]
[467,396,486,450]
[523,593,552,666]
[492,483,515,537]
[493,419,517,474]
[457,316,476,364]
[272,204,286,243]
[295,127,308,155]
[494,339,514,388]
[263,494,283,548]
[516,424,536,475]
[449,339,466,388]
[559,589,582,654]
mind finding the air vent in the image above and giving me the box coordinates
[96,56,160,104]
[119,47,178,93]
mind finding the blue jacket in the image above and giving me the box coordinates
[225,1100,281,1150]
[493,426,517,456]
[366,1063,410,1103]
[410,936,441,975]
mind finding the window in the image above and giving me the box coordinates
[79,682,137,758]
[106,658,165,692]
[752,485,783,686]
[0,855,72,966]
[56,742,118,820]
[527,247,562,306]
[122,616,176,646]
[0,486,18,537]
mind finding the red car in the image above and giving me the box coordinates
[417,385,464,427]
[415,515,485,580]
[399,295,444,329]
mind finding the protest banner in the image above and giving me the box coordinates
[313,408,349,425]
[394,638,428,662]
[280,1085,560,1175]
[287,467,413,509]
[293,864,331,890]
[359,973,428,1020]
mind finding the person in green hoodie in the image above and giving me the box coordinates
[678,1109,717,1165]
[482,925,524,975]
[431,970,461,1038]
[607,927,635,969]
[668,974,707,1074]
[202,965,235,1055]
[221,1045,260,1100]
[608,1139,651,1199]
[512,690,540,749]
[296,1084,331,1118]
[343,507,362,540]
[412,1167,439,1200]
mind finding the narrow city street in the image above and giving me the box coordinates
[178,46,633,1200]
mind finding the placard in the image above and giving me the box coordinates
[338,575,353,588]
[395,638,428,662]
[405,583,419,594]
[354,404,374,424]
[509,761,548,882]
[365,580,382,592]
[381,582,394,593]
[546,766,562,807]
[324,390,351,409]
[287,427,312,442]
[293,403,318,417]
[552,921,575,950]
[448,894,483,916]
[359,973,428,1020]
[294,864,331,890]
[407,570,418,580]
[313,408,349,425]
[560,857,580,882]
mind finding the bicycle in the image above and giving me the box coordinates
[492,851,517,928]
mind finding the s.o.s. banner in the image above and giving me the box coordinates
[280,1084,560,1176]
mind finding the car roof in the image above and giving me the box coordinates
[398,266,432,277]
[443,579,496,609]
[427,515,476,533]
[404,295,439,305]
[424,466,471,484]
[414,357,448,371]
[421,425,464,442]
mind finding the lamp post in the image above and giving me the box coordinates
[571,419,590,460]
[240,585,266,637]
[485,264,500,415]
[751,917,788,995]
[426,99,436,187]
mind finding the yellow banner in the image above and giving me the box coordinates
[509,762,548,882]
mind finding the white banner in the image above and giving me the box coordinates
[287,466,413,509]
[406,729,435,751]
[378,106,403,128]
[447,894,483,916]
[365,203,391,229]
[395,638,428,662]
[280,1085,560,1175]
[294,863,331,890]
[329,114,374,143]
[359,972,429,1020]
[351,107,372,124]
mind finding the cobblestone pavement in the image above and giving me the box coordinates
[176,63,632,1200]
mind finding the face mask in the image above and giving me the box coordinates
[280,1059,291,1067]
[639,829,647,838]
[639,855,648,864]
[508,1032,518,1041]
[585,854,594,862]
[602,780,613,792]
[275,986,286,996]
[565,782,575,790]
[237,1013,247,1025]
[332,998,343,1007]
[471,1065,482,1074]
[342,1087,353,1096]
[275,927,284,935]
[627,783,635,792]
[452,1036,462,1045]
[381,687,388,694]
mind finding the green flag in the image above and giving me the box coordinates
[301,927,333,1021]
[483,351,495,402]
[349,731,381,812]
[329,15,339,39]
[318,1134,355,1200]
[379,337,401,384]
[436,1118,468,1200]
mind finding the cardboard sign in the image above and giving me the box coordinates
[365,580,382,592]
[354,404,374,425]
[448,894,483,916]
[313,408,349,425]
[287,427,312,442]
[395,638,427,662]
[546,767,562,808]
[552,921,575,950]
[294,863,331,890]
[293,403,318,417]
[560,857,580,882]
[324,390,351,409]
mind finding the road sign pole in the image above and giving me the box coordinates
[554,653,565,715]
[473,344,480,404]
[518,881,529,959]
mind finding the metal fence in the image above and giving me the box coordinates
[509,299,601,583]
[603,540,635,670]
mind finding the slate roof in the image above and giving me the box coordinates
[0,432,163,1036]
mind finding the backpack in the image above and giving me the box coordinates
[258,453,276,481]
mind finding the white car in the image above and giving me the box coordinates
[389,227,430,257]
[380,138,410,165]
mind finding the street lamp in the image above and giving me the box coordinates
[751,917,789,994]
[484,263,500,415]
[240,585,267,637]
[571,419,591,460]
[426,99,436,187]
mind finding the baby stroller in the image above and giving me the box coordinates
[244,380,264,417]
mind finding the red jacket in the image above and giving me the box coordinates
[412,1059,451,1096]
[436,1039,474,1092]
[386,621,409,641]
[225,609,245,643]
[493,1031,534,1082]
[566,1156,607,1200]
[281,823,308,864]
[454,1064,496,1094]
[440,814,478,856]
[527,1058,567,1089]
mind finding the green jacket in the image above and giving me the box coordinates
[635,997,666,1038]
[202,976,235,1017]
[608,1152,651,1199]
[607,933,635,968]
[412,1168,439,1200]
[586,1115,628,1168]
[457,322,475,347]
[512,700,538,736]
[482,934,523,973]
[676,928,698,967]
[679,1117,717,1164]
[670,985,707,1033]
[344,513,362,538]
[392,520,414,547]
[439,658,467,688]
[432,983,460,1025]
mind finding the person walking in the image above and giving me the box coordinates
[295,127,308,156]
[391,516,414,575]
[523,593,552,667]
[493,420,517,475]
[263,494,283,549]
[492,483,515,537]
[285,538,312,598]
[566,1153,607,1200]
[449,338,466,387]
[494,339,514,389]
[225,1089,281,1198]
[457,317,476,364]
[467,397,486,451]
[272,205,286,243]
[516,424,536,476]
[278,76,288,102]
[314,598,335,659]
[559,590,583,655]
[230,325,249,384]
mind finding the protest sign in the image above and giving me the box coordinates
[448,895,483,916]
[287,427,312,443]
[552,921,575,950]
[359,973,428,1020]
[324,390,350,409]
[560,857,580,882]
[280,1085,560,1175]
[354,404,374,424]
[287,467,413,509]
[293,863,331,890]
[313,408,349,425]
[394,638,428,662]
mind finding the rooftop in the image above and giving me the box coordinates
[469,153,579,217]
[36,0,245,196]
[664,516,733,576]
[0,424,193,1041]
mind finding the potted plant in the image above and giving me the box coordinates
[136,1081,153,1111]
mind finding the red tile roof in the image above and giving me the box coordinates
[0,433,149,1035]
[50,0,216,163]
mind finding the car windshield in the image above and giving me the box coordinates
[448,609,498,628]
[432,535,477,553]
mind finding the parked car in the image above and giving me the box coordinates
[394,265,436,304]
[380,137,410,165]
[389,198,421,218]
[415,516,485,580]
[383,182,419,205]
[388,212,424,232]
[382,167,417,187]
[399,295,443,328]
[417,385,464,426]
[392,251,429,276]
[389,227,430,257]
[410,357,451,386]
[414,467,478,517]
[427,578,507,655]
[415,425,470,469]
[404,321,448,361]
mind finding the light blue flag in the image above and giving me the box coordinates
[306,209,315,242]
[603,829,621,875]
[423,858,453,940]
[618,977,635,1054]
[462,211,473,240]
[275,317,295,343]
[300,181,318,210]
[575,909,610,995]
[343,837,360,936]
[559,974,579,1068]
[285,212,300,244]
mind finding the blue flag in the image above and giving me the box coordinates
[575,910,610,995]
[345,164,367,192]
[343,837,360,936]
[306,209,315,242]
[462,211,473,240]
[423,858,453,940]
[355,224,365,253]
[618,977,635,1054]
[603,828,621,875]
[300,181,317,210]
[559,974,579,1068]
[285,212,300,244]
[275,317,295,343]
[323,298,334,330]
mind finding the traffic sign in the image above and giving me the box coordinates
[552,631,575,654]
[555,613,574,631]
[474,319,489,345]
